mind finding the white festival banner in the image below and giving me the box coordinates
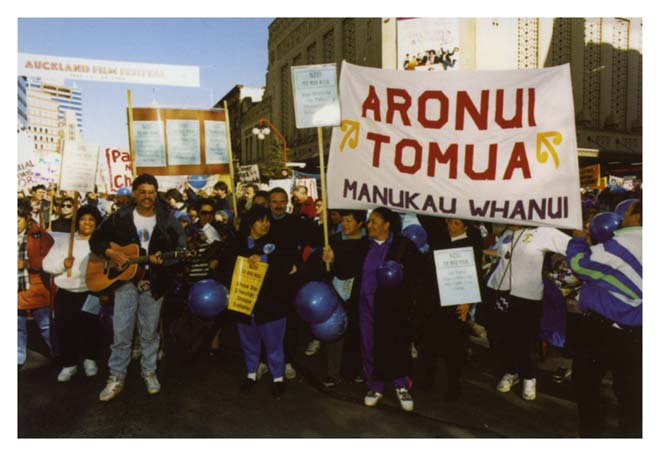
[327,62,582,230]
[18,53,200,87]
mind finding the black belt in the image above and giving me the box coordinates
[585,311,641,335]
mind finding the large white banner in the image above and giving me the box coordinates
[327,62,582,230]
[18,53,200,87]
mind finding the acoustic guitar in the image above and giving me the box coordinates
[86,242,195,293]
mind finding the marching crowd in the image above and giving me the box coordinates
[17,176,642,438]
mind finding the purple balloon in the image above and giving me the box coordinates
[589,211,622,244]
[402,224,428,250]
[377,260,404,288]
[295,281,339,324]
[187,279,228,318]
[310,304,348,343]
[614,199,637,218]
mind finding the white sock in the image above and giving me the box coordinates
[247,373,256,380]
[273,377,284,382]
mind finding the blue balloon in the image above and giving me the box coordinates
[187,279,228,318]
[188,175,207,189]
[402,224,428,250]
[295,281,339,324]
[614,199,637,218]
[589,211,622,244]
[377,260,404,288]
[310,304,348,343]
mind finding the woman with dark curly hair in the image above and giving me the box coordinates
[43,205,104,382]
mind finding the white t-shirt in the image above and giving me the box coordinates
[486,227,571,300]
[133,209,157,253]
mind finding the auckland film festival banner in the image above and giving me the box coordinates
[326,62,582,230]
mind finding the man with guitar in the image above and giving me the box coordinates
[89,174,185,402]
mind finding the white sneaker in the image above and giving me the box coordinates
[143,372,161,395]
[410,343,418,359]
[99,376,124,402]
[57,365,78,382]
[496,373,520,392]
[304,339,321,356]
[83,359,98,377]
[522,378,537,400]
[364,390,383,407]
[256,362,269,380]
[396,388,414,412]
[285,363,297,380]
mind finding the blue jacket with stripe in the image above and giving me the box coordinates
[566,227,642,327]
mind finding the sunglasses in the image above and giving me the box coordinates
[61,203,73,208]
[200,210,214,215]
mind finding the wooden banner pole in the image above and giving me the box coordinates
[317,127,330,271]
[223,100,239,228]
[127,90,137,178]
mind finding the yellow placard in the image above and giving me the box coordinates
[227,256,268,315]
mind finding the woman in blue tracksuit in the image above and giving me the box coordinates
[216,205,291,399]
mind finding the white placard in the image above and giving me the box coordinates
[433,246,482,307]
[18,53,200,87]
[204,121,228,164]
[59,141,100,193]
[133,121,166,167]
[166,120,201,165]
[291,64,340,128]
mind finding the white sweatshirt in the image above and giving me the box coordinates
[42,234,92,292]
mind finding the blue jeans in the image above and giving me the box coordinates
[18,307,52,365]
[108,282,162,379]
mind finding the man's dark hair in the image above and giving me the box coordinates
[254,190,269,201]
[165,188,184,203]
[268,187,288,202]
[214,181,229,192]
[132,173,159,192]
[197,198,215,211]
[240,205,270,237]
[32,184,46,192]
[18,198,31,219]
[339,209,367,224]
[371,206,402,235]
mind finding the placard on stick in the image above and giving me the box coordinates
[433,246,482,306]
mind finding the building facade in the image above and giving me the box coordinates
[235,17,642,177]
[24,78,83,153]
[18,76,28,128]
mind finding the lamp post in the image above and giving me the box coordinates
[252,118,288,167]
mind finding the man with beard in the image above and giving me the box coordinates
[90,174,185,401]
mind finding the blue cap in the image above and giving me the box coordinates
[117,187,131,196]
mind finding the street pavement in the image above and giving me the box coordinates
[17,319,620,438]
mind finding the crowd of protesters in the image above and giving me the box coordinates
[17,178,642,437]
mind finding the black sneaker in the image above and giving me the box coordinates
[240,378,256,394]
[321,376,338,388]
[272,381,285,399]
[353,374,364,384]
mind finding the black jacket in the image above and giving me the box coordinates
[89,203,186,299]
[217,233,291,324]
